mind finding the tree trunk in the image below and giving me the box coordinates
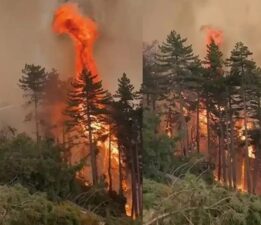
[228,93,237,189]
[252,148,259,194]
[108,124,113,192]
[179,93,188,156]
[196,93,200,153]
[87,111,98,185]
[243,89,252,193]
[34,97,40,144]
[118,141,123,195]
[135,142,142,218]
[218,135,221,181]
[225,105,232,188]
[131,148,138,219]
[252,95,261,194]
[220,123,226,185]
[206,97,211,160]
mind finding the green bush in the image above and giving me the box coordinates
[0,185,100,225]
[0,133,82,200]
[143,175,261,225]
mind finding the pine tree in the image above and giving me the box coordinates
[202,39,224,161]
[113,72,142,218]
[18,64,47,143]
[66,69,110,185]
[226,42,258,192]
[142,41,163,111]
[41,69,68,141]
[157,31,198,155]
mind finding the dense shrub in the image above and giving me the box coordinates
[0,133,82,200]
[0,185,100,225]
[143,175,261,225]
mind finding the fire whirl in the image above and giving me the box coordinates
[53,3,99,79]
[53,3,131,216]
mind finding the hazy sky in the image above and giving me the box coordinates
[0,0,142,133]
[143,0,261,61]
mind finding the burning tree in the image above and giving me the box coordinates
[113,73,142,218]
[52,3,142,218]
[226,42,261,193]
[143,29,261,196]
[156,31,201,156]
[65,69,111,185]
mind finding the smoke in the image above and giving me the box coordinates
[143,0,261,62]
[0,0,141,133]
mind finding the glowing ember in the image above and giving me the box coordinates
[53,3,99,79]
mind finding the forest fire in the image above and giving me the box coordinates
[53,3,132,216]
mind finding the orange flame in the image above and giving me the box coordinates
[53,3,99,78]
[201,25,223,47]
[53,3,132,216]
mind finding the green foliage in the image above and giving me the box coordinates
[115,73,136,107]
[0,133,82,200]
[73,185,127,217]
[143,175,261,225]
[0,133,130,222]
[143,110,175,182]
[18,64,47,105]
[0,185,100,225]
[170,154,215,184]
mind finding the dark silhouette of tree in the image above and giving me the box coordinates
[18,64,47,143]
[113,72,142,218]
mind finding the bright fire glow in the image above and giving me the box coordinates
[199,109,207,136]
[238,159,247,192]
[53,3,99,79]
[206,28,223,47]
[53,3,131,216]
[201,25,223,47]
[237,120,255,159]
